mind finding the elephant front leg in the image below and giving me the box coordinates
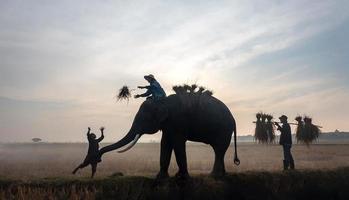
[156,133,172,180]
[173,138,189,179]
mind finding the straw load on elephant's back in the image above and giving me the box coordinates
[172,84,213,96]
[171,84,215,108]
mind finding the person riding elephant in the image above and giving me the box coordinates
[134,74,166,100]
[97,85,239,179]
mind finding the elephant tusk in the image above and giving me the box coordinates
[117,134,140,153]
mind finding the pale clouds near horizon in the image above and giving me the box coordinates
[0,0,348,142]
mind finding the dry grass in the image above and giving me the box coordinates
[1,143,349,180]
[1,168,349,200]
[1,143,349,199]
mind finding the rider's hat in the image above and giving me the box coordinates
[144,74,155,80]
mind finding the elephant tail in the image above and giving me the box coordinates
[233,121,240,165]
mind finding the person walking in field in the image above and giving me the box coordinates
[275,115,295,170]
[72,127,105,178]
[134,74,166,100]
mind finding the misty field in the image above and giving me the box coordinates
[1,143,349,180]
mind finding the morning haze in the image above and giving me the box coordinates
[1,0,349,142]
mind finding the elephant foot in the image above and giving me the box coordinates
[210,170,226,179]
[156,171,170,180]
[175,171,190,180]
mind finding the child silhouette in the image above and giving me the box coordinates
[72,127,104,178]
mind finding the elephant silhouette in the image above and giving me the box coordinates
[99,85,240,179]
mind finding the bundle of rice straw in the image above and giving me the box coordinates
[266,114,275,143]
[190,84,198,93]
[172,84,213,96]
[254,113,268,143]
[172,85,186,94]
[295,116,304,143]
[197,86,206,94]
[254,113,276,143]
[261,114,268,142]
[117,85,132,101]
[183,84,191,93]
[295,116,321,145]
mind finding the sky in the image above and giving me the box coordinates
[0,0,348,142]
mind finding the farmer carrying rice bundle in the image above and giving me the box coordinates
[253,112,322,145]
[134,74,166,100]
[275,115,295,170]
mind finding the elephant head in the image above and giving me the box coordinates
[99,99,168,155]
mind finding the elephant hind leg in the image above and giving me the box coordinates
[211,144,229,178]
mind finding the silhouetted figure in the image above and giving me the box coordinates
[72,127,105,178]
[134,74,166,100]
[275,115,295,170]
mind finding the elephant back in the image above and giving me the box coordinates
[167,85,235,129]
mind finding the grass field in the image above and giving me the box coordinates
[1,143,349,199]
[1,143,349,179]
[1,168,348,199]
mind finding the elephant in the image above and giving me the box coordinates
[98,85,240,178]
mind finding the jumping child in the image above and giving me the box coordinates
[72,127,104,178]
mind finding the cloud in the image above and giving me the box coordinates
[0,0,349,141]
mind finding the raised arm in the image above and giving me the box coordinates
[87,127,91,137]
[97,127,105,142]
[86,127,93,142]
[138,86,150,89]
[139,89,152,97]
[134,88,152,98]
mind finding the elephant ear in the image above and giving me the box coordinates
[155,103,168,123]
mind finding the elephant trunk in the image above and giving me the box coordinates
[99,128,140,155]
[117,134,141,153]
